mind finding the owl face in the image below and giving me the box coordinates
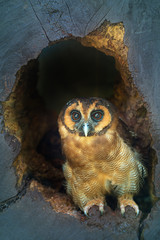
[59,98,116,137]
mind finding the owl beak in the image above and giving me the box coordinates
[83,123,90,137]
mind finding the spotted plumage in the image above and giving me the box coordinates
[58,97,147,215]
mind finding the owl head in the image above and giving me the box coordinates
[58,97,118,137]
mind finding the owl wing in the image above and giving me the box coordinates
[117,117,138,149]
[117,116,147,178]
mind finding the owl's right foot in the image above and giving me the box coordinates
[84,199,104,216]
[119,198,139,216]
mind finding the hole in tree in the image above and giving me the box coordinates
[2,38,157,219]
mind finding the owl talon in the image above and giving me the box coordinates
[84,199,104,216]
[99,204,104,215]
[120,204,125,216]
[119,199,139,216]
[84,209,90,217]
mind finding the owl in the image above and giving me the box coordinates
[58,97,147,216]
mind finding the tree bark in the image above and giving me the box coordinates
[0,0,160,239]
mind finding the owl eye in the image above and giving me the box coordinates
[91,110,104,122]
[70,110,81,122]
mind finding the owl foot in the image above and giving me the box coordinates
[119,199,139,216]
[84,199,104,216]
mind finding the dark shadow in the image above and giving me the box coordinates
[37,39,121,112]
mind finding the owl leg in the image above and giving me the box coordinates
[118,194,139,216]
[84,198,105,216]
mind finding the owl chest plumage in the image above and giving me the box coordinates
[61,129,138,188]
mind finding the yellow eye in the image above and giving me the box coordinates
[70,110,81,122]
[91,110,104,122]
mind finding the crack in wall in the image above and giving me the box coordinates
[0,177,31,213]
[28,0,51,43]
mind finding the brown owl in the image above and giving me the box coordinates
[58,97,147,216]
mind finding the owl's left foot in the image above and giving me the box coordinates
[84,199,104,216]
[119,198,139,216]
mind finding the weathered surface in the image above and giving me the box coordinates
[0,187,140,240]
[143,201,160,240]
[0,189,104,240]
[0,0,160,239]
[0,133,19,202]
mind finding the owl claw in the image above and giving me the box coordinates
[99,203,104,215]
[84,199,104,216]
[84,208,90,217]
[119,199,139,216]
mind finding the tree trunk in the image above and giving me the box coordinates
[0,1,160,239]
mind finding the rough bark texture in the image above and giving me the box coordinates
[0,0,160,239]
